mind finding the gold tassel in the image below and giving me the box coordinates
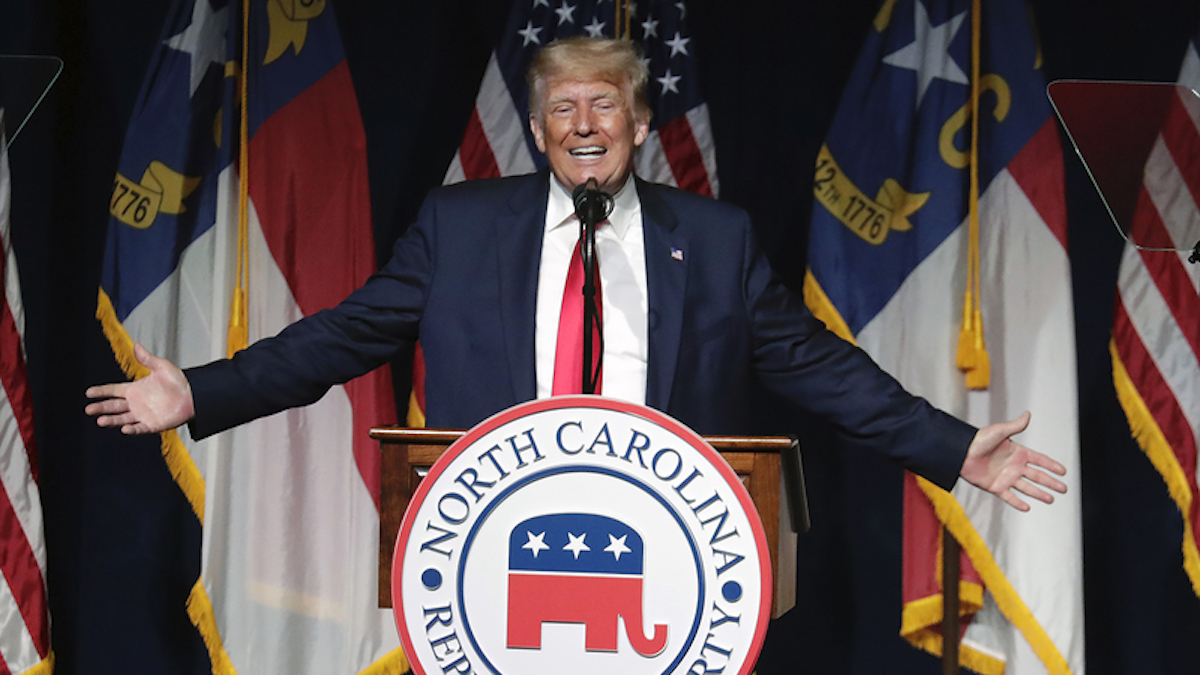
[227,0,252,359]
[957,0,989,390]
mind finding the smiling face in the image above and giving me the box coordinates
[529,76,650,195]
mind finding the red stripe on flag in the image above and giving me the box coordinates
[0,481,48,658]
[1113,300,1199,490]
[0,297,36,479]
[1159,92,1200,220]
[1128,189,1200,362]
[657,116,713,197]
[248,60,393,508]
[1006,117,1069,250]
[460,108,502,181]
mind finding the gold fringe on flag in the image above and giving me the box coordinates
[22,652,54,675]
[955,0,990,390]
[358,647,411,675]
[1110,340,1200,597]
[187,580,240,675]
[95,289,206,523]
[914,477,1072,674]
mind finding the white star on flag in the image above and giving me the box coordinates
[563,532,590,559]
[555,2,576,25]
[657,69,681,94]
[522,531,549,558]
[583,16,606,38]
[675,1,687,19]
[605,534,632,561]
[532,0,550,7]
[881,1,968,109]
[518,20,542,46]
[164,0,228,97]
[665,31,690,57]
[642,17,659,38]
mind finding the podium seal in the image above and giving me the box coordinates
[393,397,771,675]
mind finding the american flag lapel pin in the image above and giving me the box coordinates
[670,247,684,261]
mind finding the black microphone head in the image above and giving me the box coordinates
[572,178,614,224]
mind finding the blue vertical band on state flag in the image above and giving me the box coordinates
[808,0,1051,336]
[101,0,236,321]
[492,0,707,170]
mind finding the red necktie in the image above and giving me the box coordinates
[552,237,602,395]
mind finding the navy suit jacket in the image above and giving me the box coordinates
[187,172,974,489]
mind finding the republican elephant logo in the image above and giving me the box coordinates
[505,513,668,656]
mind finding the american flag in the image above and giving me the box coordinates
[0,114,51,675]
[1110,31,1200,600]
[409,0,718,425]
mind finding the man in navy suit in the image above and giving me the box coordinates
[87,37,1066,510]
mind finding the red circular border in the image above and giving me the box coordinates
[393,396,773,675]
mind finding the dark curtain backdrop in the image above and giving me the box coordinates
[1,0,1198,673]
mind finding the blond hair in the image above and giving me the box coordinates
[527,37,651,122]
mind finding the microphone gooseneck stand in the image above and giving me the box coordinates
[571,178,614,395]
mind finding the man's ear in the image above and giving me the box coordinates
[633,114,650,147]
[530,115,547,153]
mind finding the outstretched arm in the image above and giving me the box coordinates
[959,411,1067,511]
[85,343,195,435]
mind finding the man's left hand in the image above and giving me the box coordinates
[959,411,1067,512]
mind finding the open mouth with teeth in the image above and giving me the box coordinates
[569,146,607,158]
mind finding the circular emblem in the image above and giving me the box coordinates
[394,397,771,675]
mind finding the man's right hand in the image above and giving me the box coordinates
[85,343,195,435]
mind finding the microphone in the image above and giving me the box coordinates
[572,178,614,225]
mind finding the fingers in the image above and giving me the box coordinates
[1011,478,1055,505]
[998,489,1031,513]
[1011,446,1068,492]
[85,382,129,400]
[84,398,131,416]
[1024,465,1068,493]
[95,411,138,428]
[1026,450,1067,476]
[996,410,1031,439]
[133,342,153,366]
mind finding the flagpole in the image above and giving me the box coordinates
[942,530,960,675]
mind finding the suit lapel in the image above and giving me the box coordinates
[638,180,687,412]
[496,174,549,403]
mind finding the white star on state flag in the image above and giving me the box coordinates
[518,20,543,46]
[657,69,681,94]
[605,534,632,561]
[522,531,549,558]
[642,17,659,38]
[584,16,606,38]
[665,31,690,57]
[555,1,576,25]
[164,0,229,97]
[881,1,969,109]
[563,532,591,559]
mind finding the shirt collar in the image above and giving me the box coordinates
[546,174,639,241]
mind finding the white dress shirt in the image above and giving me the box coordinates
[535,175,649,404]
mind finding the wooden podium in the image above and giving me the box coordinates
[374,427,806,618]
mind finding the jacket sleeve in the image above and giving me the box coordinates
[739,217,974,490]
[185,190,442,439]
